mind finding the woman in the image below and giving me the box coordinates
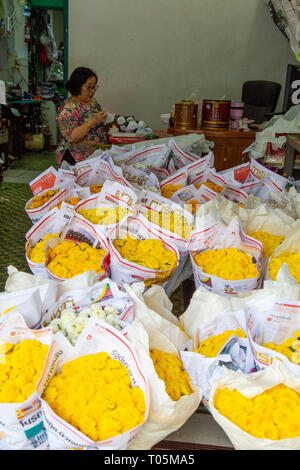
[56,67,108,168]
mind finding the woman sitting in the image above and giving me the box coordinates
[56,66,108,168]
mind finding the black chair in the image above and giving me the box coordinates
[242,80,282,124]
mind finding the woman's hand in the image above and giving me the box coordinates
[92,111,108,125]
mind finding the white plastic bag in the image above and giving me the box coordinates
[126,320,202,450]
[109,214,179,289]
[39,318,150,450]
[209,363,300,450]
[188,219,263,296]
[0,313,55,450]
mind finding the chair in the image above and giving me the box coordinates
[242,80,282,123]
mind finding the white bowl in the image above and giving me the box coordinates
[160,113,170,124]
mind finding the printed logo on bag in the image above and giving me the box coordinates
[16,400,48,449]
[200,276,212,288]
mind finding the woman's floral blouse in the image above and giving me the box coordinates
[56,97,108,167]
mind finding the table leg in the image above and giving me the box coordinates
[182,278,196,310]
[284,143,296,177]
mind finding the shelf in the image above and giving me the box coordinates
[30,0,65,9]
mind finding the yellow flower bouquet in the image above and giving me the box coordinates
[25,208,68,277]
[39,319,149,450]
[0,314,53,450]
[75,181,137,236]
[188,219,262,295]
[45,215,109,282]
[210,363,300,450]
[25,186,68,224]
[109,215,179,288]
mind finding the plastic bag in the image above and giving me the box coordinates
[0,313,55,450]
[188,219,263,296]
[39,318,150,450]
[209,363,300,450]
[126,320,202,450]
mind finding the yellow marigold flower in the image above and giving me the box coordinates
[194,248,259,280]
[29,232,60,264]
[50,198,80,211]
[142,209,193,240]
[113,236,177,271]
[215,384,300,440]
[0,340,49,403]
[194,329,246,357]
[150,349,193,401]
[269,252,300,284]
[29,189,60,209]
[161,184,183,199]
[78,207,129,225]
[90,184,103,194]
[47,240,107,279]
[43,352,146,442]
[195,181,224,193]
[248,231,284,258]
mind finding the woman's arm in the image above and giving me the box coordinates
[69,111,107,144]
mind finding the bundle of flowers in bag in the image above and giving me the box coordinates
[75,152,130,189]
[25,186,69,224]
[244,296,300,374]
[45,214,109,281]
[42,278,134,345]
[39,318,149,450]
[123,144,171,180]
[76,181,137,236]
[109,214,179,288]
[209,363,300,449]
[267,221,300,283]
[0,313,55,450]
[25,208,70,278]
[138,190,194,240]
[188,218,263,295]
[126,320,201,450]
[180,309,252,405]
[160,167,188,199]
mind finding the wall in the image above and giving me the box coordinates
[69,0,297,129]
[0,0,28,91]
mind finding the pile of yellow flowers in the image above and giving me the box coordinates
[29,232,60,264]
[78,207,130,225]
[43,352,146,442]
[50,197,80,211]
[248,231,284,258]
[161,184,183,199]
[0,340,49,403]
[194,329,246,357]
[113,236,177,271]
[214,384,300,440]
[90,184,103,194]
[194,248,259,280]
[262,329,300,365]
[142,209,193,239]
[29,189,60,209]
[269,253,300,283]
[150,349,193,401]
[47,240,107,279]
[195,181,224,193]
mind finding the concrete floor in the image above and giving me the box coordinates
[2,150,234,450]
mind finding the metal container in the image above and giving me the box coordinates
[201,99,231,130]
[174,100,198,129]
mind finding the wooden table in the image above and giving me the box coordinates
[168,127,257,171]
[285,134,300,177]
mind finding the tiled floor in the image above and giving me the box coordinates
[2,151,234,450]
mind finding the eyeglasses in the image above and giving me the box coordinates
[84,84,99,92]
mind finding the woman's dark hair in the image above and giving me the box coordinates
[65,67,98,96]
